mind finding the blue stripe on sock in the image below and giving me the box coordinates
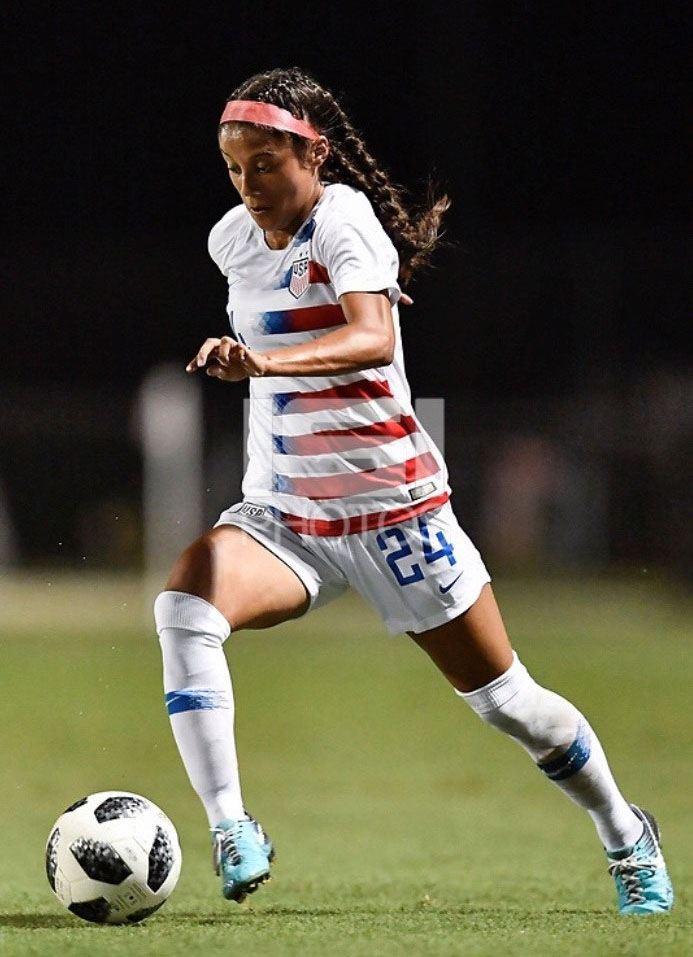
[538,719,592,781]
[165,689,230,715]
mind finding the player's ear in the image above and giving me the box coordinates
[310,136,330,170]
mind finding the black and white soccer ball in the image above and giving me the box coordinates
[45,791,182,924]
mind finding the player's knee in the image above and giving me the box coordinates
[164,534,218,595]
[458,653,580,753]
[154,590,231,647]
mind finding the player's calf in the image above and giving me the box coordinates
[458,653,674,912]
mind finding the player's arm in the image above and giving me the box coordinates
[187,290,395,380]
[261,290,395,376]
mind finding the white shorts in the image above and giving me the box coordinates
[214,500,491,635]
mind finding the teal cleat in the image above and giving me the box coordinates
[607,805,674,914]
[211,813,275,902]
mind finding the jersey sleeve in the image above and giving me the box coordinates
[316,191,401,304]
[207,205,246,277]
[208,220,227,275]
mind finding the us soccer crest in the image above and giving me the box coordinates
[289,252,310,298]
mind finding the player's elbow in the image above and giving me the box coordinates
[370,328,395,367]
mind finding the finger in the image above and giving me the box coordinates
[187,338,221,371]
[197,342,219,367]
[217,336,239,363]
[400,292,414,306]
[226,341,247,364]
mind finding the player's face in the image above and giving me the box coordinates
[219,125,326,238]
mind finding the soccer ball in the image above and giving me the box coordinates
[45,790,182,924]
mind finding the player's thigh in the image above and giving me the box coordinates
[408,583,514,692]
[165,525,310,630]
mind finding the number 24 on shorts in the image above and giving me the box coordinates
[376,518,456,586]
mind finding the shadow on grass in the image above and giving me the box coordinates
[171,904,612,926]
[0,913,84,929]
[0,906,617,932]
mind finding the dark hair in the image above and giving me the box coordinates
[223,67,449,284]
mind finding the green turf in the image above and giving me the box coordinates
[0,572,691,955]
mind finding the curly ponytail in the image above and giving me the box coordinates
[225,68,450,284]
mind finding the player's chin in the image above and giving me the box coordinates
[250,206,295,233]
[248,205,275,224]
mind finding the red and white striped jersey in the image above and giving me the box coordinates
[208,184,450,536]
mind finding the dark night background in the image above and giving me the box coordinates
[1,3,690,571]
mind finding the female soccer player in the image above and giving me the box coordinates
[154,68,673,914]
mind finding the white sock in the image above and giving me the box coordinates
[459,653,643,850]
[154,590,244,827]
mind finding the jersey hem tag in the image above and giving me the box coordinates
[408,481,437,501]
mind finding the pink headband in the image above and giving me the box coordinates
[219,100,320,140]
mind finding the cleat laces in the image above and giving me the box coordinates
[211,824,242,874]
[608,854,657,906]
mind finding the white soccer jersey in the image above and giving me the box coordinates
[208,183,450,536]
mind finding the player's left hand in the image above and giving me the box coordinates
[186,335,269,380]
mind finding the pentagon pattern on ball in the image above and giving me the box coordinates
[127,902,166,923]
[69,838,133,884]
[69,898,111,923]
[148,826,175,892]
[45,828,60,891]
[94,795,148,822]
[63,796,88,813]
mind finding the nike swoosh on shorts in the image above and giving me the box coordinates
[439,573,463,594]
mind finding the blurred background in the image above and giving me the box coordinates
[1,3,690,584]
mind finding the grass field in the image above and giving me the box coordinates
[0,571,691,956]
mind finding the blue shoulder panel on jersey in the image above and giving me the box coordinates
[295,218,316,241]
